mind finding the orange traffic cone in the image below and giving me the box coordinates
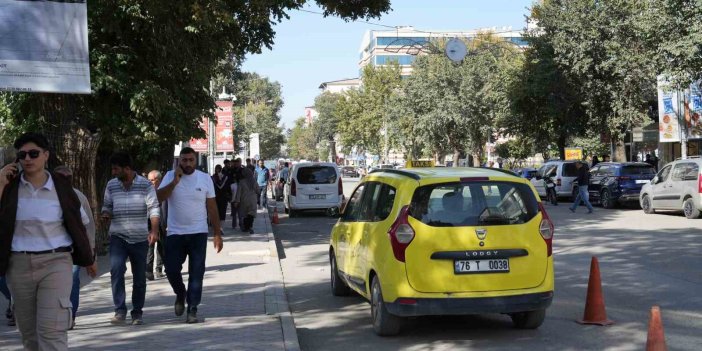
[272,207,280,225]
[646,306,667,351]
[576,256,614,325]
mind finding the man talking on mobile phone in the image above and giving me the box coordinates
[156,147,223,324]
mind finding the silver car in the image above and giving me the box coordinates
[639,158,702,219]
[531,160,579,200]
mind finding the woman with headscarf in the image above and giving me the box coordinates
[233,166,258,234]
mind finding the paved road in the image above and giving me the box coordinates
[274,177,702,351]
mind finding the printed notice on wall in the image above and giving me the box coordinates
[0,0,90,94]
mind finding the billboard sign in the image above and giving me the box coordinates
[658,76,681,142]
[189,117,208,153]
[0,0,91,93]
[214,101,234,152]
[564,147,583,161]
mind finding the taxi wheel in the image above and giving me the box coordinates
[510,309,546,329]
[370,276,401,336]
[330,252,351,296]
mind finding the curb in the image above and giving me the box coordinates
[261,205,301,351]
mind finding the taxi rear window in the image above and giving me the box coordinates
[296,166,338,184]
[408,181,539,227]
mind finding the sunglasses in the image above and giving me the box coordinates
[17,149,42,160]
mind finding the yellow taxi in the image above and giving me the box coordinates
[329,167,554,335]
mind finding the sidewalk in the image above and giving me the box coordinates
[0,207,299,351]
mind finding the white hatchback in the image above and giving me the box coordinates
[284,162,344,217]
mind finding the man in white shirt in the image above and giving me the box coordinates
[157,147,223,324]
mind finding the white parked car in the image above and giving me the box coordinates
[640,158,702,219]
[284,162,344,217]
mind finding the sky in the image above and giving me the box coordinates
[241,0,535,129]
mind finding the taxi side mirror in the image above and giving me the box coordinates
[652,176,659,184]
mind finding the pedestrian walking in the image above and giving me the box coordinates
[156,147,223,324]
[234,166,258,234]
[0,276,14,326]
[146,170,167,280]
[591,156,600,167]
[255,160,270,208]
[53,165,98,330]
[245,158,256,174]
[0,132,94,351]
[229,159,245,230]
[569,161,594,214]
[101,152,160,325]
[212,164,230,224]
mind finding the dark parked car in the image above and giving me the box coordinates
[341,166,359,178]
[512,167,537,180]
[588,162,656,208]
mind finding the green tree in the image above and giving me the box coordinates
[494,138,535,169]
[535,0,658,161]
[314,91,345,162]
[401,35,520,166]
[337,63,402,158]
[504,21,588,159]
[287,117,318,161]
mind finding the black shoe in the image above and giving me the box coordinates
[131,314,144,325]
[174,297,185,317]
[146,272,155,281]
[7,316,15,327]
[249,229,254,234]
[186,307,198,324]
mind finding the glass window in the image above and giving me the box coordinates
[376,37,429,46]
[342,185,365,222]
[671,163,699,181]
[296,166,338,184]
[408,181,539,227]
[562,162,578,177]
[621,165,656,176]
[509,37,529,46]
[372,183,397,222]
[658,165,672,182]
[375,55,416,65]
[589,166,600,176]
[599,165,614,176]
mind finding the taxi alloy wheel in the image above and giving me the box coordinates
[330,252,350,296]
[370,276,401,336]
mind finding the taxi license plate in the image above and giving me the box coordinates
[309,194,326,200]
[454,259,509,274]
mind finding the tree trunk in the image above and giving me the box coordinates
[557,134,567,160]
[452,148,461,167]
[328,139,336,164]
[39,95,105,254]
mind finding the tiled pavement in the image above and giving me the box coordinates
[0,207,299,351]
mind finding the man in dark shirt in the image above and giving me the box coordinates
[569,161,594,214]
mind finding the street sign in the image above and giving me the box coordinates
[632,127,644,142]
[564,147,583,161]
[406,160,434,168]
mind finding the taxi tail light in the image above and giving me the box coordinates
[387,205,414,262]
[291,178,297,196]
[698,174,702,193]
[338,177,343,195]
[556,178,562,187]
[537,202,554,256]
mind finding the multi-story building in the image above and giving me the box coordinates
[358,26,527,76]
[318,78,361,94]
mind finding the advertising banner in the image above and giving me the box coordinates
[658,76,681,142]
[0,0,90,93]
[189,117,208,153]
[685,83,702,139]
[564,147,583,161]
[215,101,234,152]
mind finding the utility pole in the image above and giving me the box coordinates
[207,80,216,173]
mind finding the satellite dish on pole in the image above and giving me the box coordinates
[445,38,467,63]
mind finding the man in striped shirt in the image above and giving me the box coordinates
[101,152,159,325]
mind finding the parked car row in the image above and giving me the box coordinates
[515,158,702,219]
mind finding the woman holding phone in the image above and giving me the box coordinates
[0,132,94,351]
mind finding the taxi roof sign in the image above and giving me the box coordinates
[406,160,434,168]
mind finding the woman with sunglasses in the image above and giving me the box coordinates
[0,132,94,351]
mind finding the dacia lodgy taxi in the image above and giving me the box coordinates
[329,168,554,335]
